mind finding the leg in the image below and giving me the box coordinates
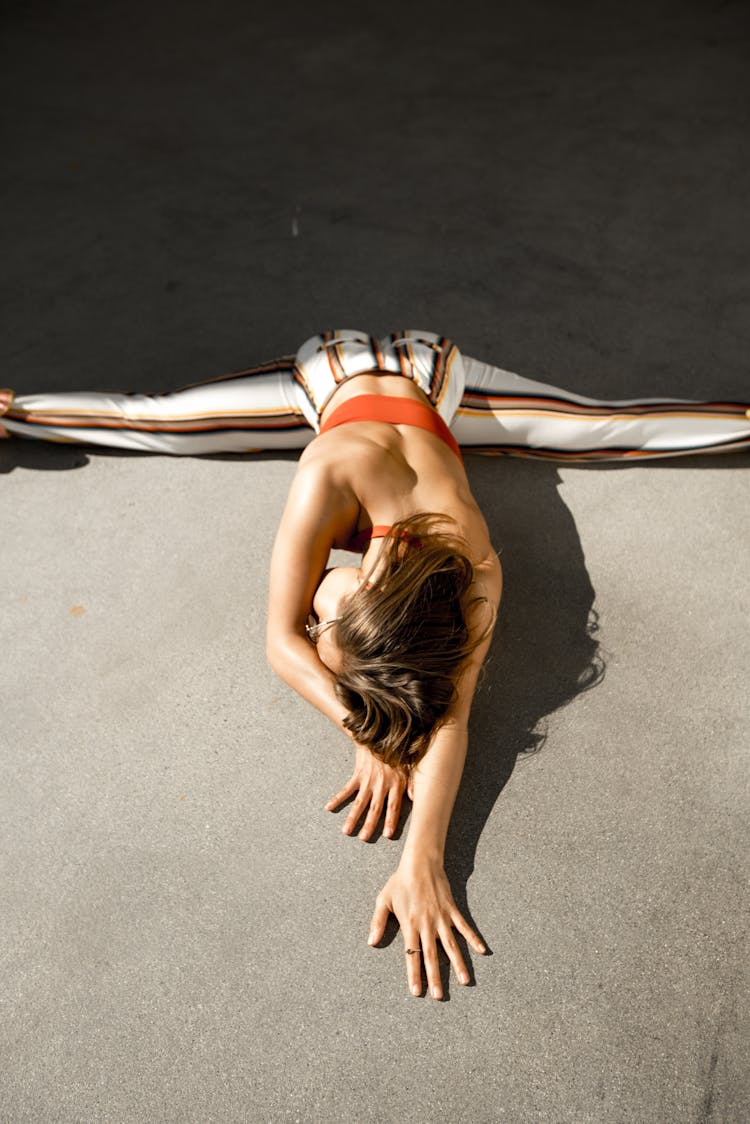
[452,355,750,461]
[0,357,314,454]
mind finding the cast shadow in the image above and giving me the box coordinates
[441,455,604,990]
[0,439,92,474]
[3,434,748,476]
[370,455,604,999]
[0,439,308,474]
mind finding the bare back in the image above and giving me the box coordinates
[299,374,498,571]
[267,373,502,680]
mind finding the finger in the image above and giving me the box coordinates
[325,776,359,811]
[342,790,370,835]
[358,784,385,841]
[421,932,443,1000]
[451,907,487,955]
[438,921,470,986]
[368,893,391,946]
[383,784,403,839]
[403,930,423,997]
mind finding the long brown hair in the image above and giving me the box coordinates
[333,513,491,772]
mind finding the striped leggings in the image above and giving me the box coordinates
[2,351,749,461]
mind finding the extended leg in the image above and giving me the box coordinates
[453,355,750,461]
[4,349,748,461]
[0,358,314,454]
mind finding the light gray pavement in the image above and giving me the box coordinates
[2,2,749,1122]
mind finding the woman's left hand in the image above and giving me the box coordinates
[367,856,486,999]
[326,743,408,841]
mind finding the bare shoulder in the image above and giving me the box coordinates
[274,447,359,553]
[267,447,360,641]
[456,549,503,705]
[464,552,501,668]
[445,562,501,726]
[454,503,503,613]
[472,549,503,610]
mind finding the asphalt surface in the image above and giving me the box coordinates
[2,2,749,1121]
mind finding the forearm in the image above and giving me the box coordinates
[401,721,469,866]
[267,635,350,734]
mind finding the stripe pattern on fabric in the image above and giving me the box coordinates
[3,358,313,454]
[450,355,750,461]
[453,393,750,459]
[292,329,466,430]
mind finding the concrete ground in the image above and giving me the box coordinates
[1,2,748,1121]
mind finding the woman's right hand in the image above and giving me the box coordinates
[326,743,409,841]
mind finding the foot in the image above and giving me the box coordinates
[0,389,14,438]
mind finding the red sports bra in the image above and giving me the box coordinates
[319,394,463,462]
[348,524,396,553]
[346,524,424,553]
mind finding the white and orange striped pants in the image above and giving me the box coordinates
[3,331,749,461]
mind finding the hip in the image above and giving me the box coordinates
[292,329,466,431]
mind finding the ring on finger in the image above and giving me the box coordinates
[406,947,421,955]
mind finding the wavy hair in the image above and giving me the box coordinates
[333,513,492,772]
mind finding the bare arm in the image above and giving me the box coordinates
[368,554,503,998]
[402,564,500,861]
[266,457,408,836]
[266,458,356,729]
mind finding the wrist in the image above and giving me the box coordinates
[399,837,444,870]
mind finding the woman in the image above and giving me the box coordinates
[3,329,749,460]
[3,329,749,998]
[266,332,503,1001]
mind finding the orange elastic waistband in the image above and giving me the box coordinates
[319,395,462,461]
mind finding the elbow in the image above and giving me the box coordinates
[266,637,287,679]
[266,635,303,688]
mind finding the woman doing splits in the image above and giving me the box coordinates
[2,328,749,459]
[3,330,749,999]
